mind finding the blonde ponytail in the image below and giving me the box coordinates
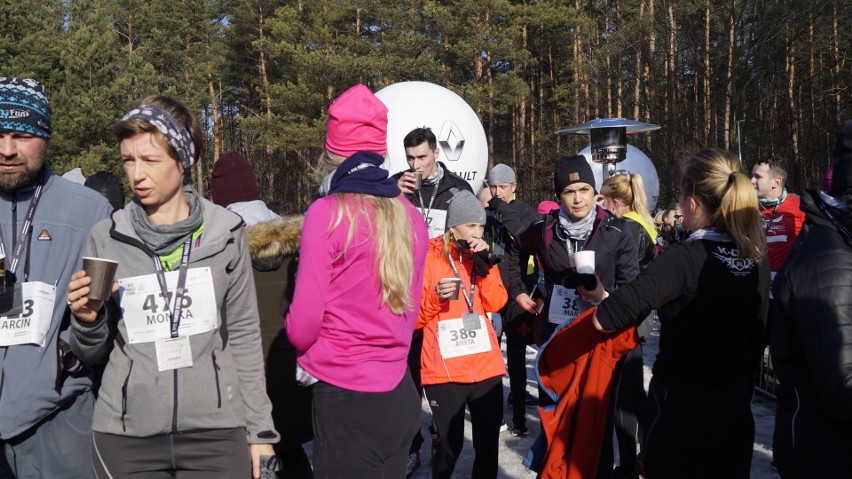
[601,171,655,226]
[680,148,766,262]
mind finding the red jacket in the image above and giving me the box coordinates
[418,237,508,385]
[761,193,805,274]
[536,308,638,479]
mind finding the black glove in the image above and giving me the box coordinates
[457,240,501,277]
[487,196,506,211]
[560,271,597,291]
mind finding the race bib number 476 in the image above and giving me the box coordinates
[119,267,218,344]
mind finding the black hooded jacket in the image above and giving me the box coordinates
[770,190,852,478]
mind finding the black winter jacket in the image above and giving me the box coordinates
[484,197,537,298]
[770,190,852,478]
[509,206,639,326]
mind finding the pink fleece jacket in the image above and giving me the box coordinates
[285,195,428,392]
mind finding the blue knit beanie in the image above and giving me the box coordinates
[0,78,52,139]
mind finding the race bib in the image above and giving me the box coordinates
[119,267,218,344]
[548,285,581,325]
[437,315,492,359]
[155,336,194,371]
[0,282,55,347]
[424,210,448,239]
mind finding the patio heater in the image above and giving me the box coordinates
[557,118,660,180]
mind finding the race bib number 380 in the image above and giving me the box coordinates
[119,267,218,344]
[0,282,55,347]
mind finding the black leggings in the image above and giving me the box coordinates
[92,428,250,478]
[312,369,420,479]
[424,376,502,479]
[505,309,535,426]
[642,376,754,479]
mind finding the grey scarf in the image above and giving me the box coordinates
[558,206,596,240]
[423,164,444,186]
[129,185,204,255]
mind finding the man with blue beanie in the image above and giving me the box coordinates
[0,77,111,478]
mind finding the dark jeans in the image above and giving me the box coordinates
[505,308,535,427]
[92,427,250,478]
[312,369,420,479]
[612,342,646,477]
[642,376,754,479]
[425,376,503,479]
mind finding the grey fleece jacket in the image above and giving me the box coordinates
[0,164,111,439]
[70,195,278,443]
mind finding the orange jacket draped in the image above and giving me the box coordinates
[536,308,638,479]
[418,237,508,385]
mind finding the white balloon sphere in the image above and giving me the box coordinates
[375,82,488,194]
[578,145,660,210]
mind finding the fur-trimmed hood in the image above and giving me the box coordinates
[246,215,304,271]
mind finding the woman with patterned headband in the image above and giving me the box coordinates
[65,95,278,478]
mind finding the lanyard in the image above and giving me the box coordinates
[448,252,477,314]
[416,183,439,224]
[152,239,192,338]
[0,182,44,275]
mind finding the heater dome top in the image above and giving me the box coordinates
[556,118,660,135]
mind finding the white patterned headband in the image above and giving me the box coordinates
[120,105,196,168]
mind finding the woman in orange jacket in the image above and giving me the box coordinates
[418,189,508,479]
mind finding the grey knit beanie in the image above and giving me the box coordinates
[446,190,487,229]
[486,163,516,184]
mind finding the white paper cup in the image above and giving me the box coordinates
[573,250,596,275]
[441,277,463,300]
[83,257,119,301]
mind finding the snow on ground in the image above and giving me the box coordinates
[408,315,780,478]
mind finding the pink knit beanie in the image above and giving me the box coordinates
[324,84,388,158]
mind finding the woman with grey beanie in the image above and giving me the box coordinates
[417,189,508,478]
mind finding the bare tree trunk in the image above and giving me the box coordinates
[574,0,582,122]
[809,15,815,136]
[645,0,655,129]
[551,47,561,152]
[615,0,623,118]
[704,0,712,145]
[634,1,645,122]
[667,4,676,126]
[832,0,840,124]
[723,1,734,150]
[207,75,220,162]
[487,51,495,160]
[787,33,800,161]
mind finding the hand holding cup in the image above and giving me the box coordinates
[67,257,119,324]
[397,171,418,195]
[437,277,462,301]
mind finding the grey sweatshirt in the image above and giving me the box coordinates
[70,196,278,443]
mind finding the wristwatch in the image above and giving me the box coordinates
[58,339,81,373]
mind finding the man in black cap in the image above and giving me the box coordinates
[770,120,852,478]
[0,77,111,477]
[509,154,639,478]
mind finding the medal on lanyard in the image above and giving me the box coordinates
[448,253,481,330]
